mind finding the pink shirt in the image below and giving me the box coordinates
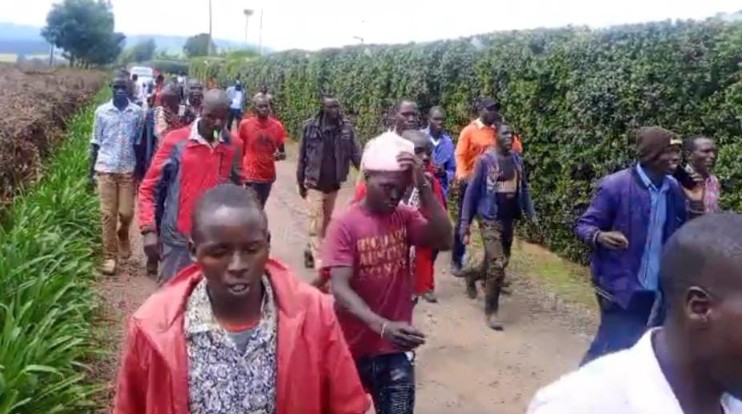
[322,203,428,359]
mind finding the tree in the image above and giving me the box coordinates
[132,39,156,62]
[183,33,215,58]
[41,0,125,67]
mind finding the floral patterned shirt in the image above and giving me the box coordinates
[91,100,145,174]
[184,277,277,414]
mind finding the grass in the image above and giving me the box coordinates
[0,88,107,413]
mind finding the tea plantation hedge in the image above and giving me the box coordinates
[192,19,742,262]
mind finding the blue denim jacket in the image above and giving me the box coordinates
[460,150,535,230]
[575,167,687,309]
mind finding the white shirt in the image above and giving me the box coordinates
[528,330,742,414]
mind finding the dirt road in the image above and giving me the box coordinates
[97,153,594,413]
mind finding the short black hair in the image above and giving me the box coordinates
[683,135,710,155]
[429,106,444,116]
[191,183,267,241]
[660,213,742,310]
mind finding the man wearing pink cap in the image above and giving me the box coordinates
[322,133,453,414]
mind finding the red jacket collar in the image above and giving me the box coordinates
[133,258,305,331]
[131,258,309,413]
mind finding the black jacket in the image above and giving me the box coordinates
[297,112,361,189]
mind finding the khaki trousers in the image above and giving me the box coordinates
[306,189,338,268]
[97,172,135,259]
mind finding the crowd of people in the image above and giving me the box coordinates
[92,71,742,413]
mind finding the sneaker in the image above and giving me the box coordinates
[101,258,117,275]
[118,236,131,260]
[422,291,438,303]
[486,313,504,331]
[450,264,463,278]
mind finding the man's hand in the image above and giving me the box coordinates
[142,232,159,260]
[434,165,447,178]
[381,321,426,351]
[596,231,629,250]
[397,152,426,188]
[298,184,308,199]
[461,226,471,245]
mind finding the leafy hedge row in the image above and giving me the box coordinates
[192,19,742,262]
[0,90,105,413]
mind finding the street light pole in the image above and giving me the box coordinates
[258,8,264,55]
[208,0,214,55]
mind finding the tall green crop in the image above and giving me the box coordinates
[0,88,108,413]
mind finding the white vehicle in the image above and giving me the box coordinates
[130,66,154,86]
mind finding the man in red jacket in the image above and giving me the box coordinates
[139,89,244,283]
[115,184,369,414]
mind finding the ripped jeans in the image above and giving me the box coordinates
[356,353,415,414]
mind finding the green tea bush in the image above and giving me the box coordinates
[192,19,742,262]
[0,89,106,413]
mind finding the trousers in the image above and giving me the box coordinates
[245,182,273,208]
[306,189,338,268]
[580,291,656,365]
[356,353,415,414]
[96,172,135,259]
[467,219,514,315]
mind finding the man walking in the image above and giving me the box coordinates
[297,95,361,269]
[529,213,742,414]
[226,80,246,131]
[452,98,522,275]
[423,106,456,198]
[675,135,720,219]
[575,127,687,364]
[139,89,244,283]
[460,124,536,330]
[323,132,453,414]
[90,73,145,275]
[239,95,287,208]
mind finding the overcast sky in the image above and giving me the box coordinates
[2,0,740,50]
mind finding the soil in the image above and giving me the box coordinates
[94,151,596,413]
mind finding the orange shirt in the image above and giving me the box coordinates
[238,116,286,183]
[455,119,523,180]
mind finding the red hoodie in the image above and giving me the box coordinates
[113,260,370,414]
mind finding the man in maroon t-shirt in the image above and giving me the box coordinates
[322,132,453,414]
[238,95,287,208]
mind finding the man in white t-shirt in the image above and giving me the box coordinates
[529,212,742,414]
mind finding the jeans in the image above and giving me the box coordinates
[356,353,415,414]
[452,180,469,269]
[159,243,192,285]
[581,290,656,365]
[245,182,273,208]
[227,108,242,131]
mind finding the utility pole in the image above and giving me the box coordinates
[258,8,264,55]
[208,0,214,55]
[244,9,254,45]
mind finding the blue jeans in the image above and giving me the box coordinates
[581,290,656,366]
[245,182,273,208]
[227,108,242,130]
[356,353,415,414]
[452,180,468,269]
